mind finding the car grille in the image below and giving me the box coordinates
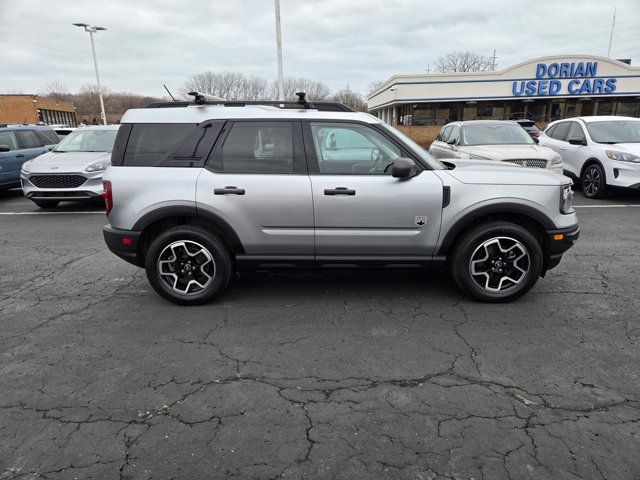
[503,159,548,169]
[29,175,87,189]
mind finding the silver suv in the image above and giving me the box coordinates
[102,95,579,305]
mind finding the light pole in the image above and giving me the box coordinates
[73,23,107,125]
[274,0,285,101]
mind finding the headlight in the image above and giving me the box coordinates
[551,153,563,165]
[560,185,574,214]
[21,160,33,174]
[469,153,491,161]
[85,160,111,172]
[605,150,640,163]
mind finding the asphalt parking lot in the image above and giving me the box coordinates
[1,187,640,480]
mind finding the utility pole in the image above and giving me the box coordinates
[491,50,498,71]
[425,65,430,74]
[607,6,617,58]
[73,23,107,125]
[274,0,285,101]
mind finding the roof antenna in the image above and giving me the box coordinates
[296,92,311,109]
[163,84,176,101]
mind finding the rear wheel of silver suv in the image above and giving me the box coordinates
[145,225,232,305]
[450,221,543,302]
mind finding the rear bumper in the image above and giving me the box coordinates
[545,224,580,271]
[103,225,143,267]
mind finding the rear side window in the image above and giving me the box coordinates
[36,129,60,144]
[122,123,222,167]
[544,124,557,138]
[212,122,295,173]
[550,122,570,141]
[0,131,19,150]
[16,130,45,148]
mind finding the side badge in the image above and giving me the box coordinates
[415,216,427,226]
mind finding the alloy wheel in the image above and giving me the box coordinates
[583,166,601,197]
[157,240,216,295]
[469,236,530,293]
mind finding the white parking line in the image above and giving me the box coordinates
[0,211,104,215]
[574,205,640,208]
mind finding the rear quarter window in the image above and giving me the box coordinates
[121,122,223,167]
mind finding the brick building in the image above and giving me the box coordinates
[0,94,77,127]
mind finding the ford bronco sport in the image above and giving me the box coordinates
[102,93,579,305]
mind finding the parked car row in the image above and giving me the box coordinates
[0,123,119,208]
[429,116,640,200]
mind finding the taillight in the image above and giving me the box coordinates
[102,180,113,216]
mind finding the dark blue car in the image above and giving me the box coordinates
[0,124,59,190]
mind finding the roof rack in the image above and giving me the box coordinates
[145,91,355,112]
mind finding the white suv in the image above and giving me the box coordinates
[539,116,640,198]
[102,94,579,305]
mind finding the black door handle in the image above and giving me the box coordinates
[15,154,24,158]
[214,186,245,195]
[324,187,356,196]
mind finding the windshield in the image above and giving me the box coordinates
[380,124,444,170]
[55,129,118,152]
[462,123,535,146]
[586,120,640,144]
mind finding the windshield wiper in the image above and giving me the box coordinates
[53,150,67,153]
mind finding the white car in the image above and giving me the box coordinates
[429,120,563,175]
[539,116,640,199]
[20,125,119,208]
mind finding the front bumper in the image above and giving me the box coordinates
[103,225,143,267]
[21,171,105,201]
[545,224,580,271]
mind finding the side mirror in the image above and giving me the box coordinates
[0,145,10,152]
[447,138,457,145]
[568,138,586,146]
[392,157,419,178]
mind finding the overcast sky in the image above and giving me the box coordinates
[1,0,638,99]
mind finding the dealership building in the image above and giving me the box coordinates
[368,55,640,142]
[0,94,77,127]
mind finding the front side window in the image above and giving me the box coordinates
[587,120,640,144]
[213,122,294,173]
[566,122,586,143]
[448,125,460,144]
[461,123,534,146]
[56,129,118,153]
[16,130,44,148]
[0,131,19,150]
[310,122,401,175]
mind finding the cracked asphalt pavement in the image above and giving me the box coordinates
[1,188,639,479]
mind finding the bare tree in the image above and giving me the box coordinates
[181,71,270,100]
[367,80,385,94]
[434,51,492,73]
[40,80,72,102]
[330,88,367,111]
[271,77,331,101]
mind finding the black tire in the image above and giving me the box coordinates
[581,163,607,199]
[32,200,60,208]
[450,221,543,303]
[145,225,233,305]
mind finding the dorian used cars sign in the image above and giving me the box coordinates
[512,61,617,97]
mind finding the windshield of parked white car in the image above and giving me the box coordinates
[462,123,535,146]
[54,129,118,153]
[587,120,640,144]
[380,124,445,170]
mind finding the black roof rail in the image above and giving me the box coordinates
[145,91,355,112]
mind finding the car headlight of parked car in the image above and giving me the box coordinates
[21,160,33,174]
[551,153,563,165]
[560,185,574,214]
[85,160,111,172]
[605,150,640,163]
[469,153,491,161]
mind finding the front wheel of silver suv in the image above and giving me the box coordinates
[450,221,543,303]
[145,225,233,305]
